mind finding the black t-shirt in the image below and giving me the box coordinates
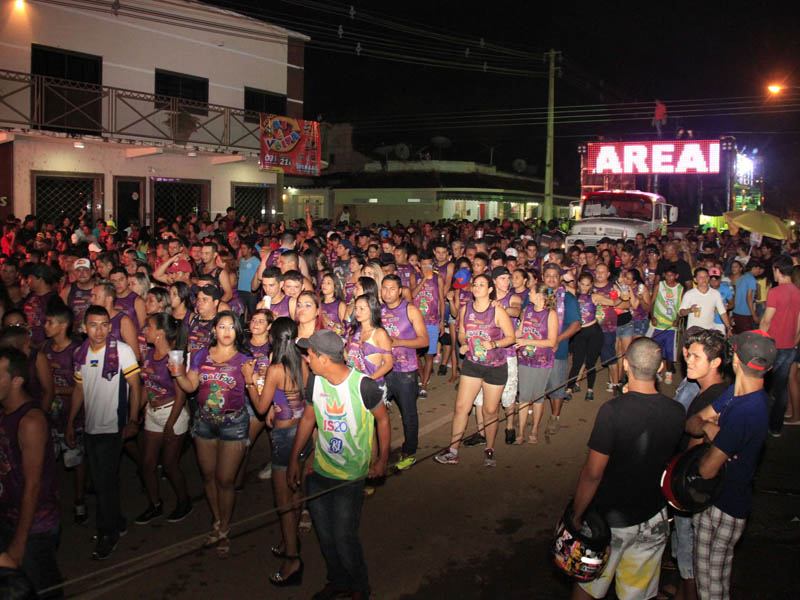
[588,391,685,527]
[678,382,729,451]
[304,371,383,411]
[657,258,693,287]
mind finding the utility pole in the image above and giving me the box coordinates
[543,49,559,221]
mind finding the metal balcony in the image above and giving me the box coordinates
[0,69,262,151]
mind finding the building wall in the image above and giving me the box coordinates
[12,135,276,219]
[1,0,304,113]
[333,188,440,225]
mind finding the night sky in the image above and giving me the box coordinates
[215,0,800,209]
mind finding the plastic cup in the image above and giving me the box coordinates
[168,350,185,375]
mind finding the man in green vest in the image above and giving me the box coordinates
[290,330,391,600]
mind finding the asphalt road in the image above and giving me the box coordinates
[51,363,800,600]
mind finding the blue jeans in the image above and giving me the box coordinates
[768,348,795,433]
[670,514,694,580]
[385,370,419,455]
[306,472,369,595]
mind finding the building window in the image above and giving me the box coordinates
[244,87,287,123]
[30,44,102,134]
[34,173,103,226]
[155,69,209,116]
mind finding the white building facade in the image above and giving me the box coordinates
[0,0,308,230]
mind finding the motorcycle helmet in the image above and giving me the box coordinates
[552,500,610,582]
[661,443,727,513]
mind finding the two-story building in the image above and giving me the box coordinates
[0,0,308,231]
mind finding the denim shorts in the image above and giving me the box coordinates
[425,324,439,355]
[192,408,249,444]
[616,320,635,339]
[271,425,314,469]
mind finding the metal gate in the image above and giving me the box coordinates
[34,173,102,226]
[232,183,269,221]
[151,180,207,224]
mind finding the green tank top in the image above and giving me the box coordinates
[653,281,684,330]
[311,369,375,480]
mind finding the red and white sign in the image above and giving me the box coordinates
[588,140,720,175]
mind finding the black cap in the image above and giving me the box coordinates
[491,266,510,279]
[732,330,777,372]
[296,330,345,360]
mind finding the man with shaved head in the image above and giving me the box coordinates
[569,337,685,600]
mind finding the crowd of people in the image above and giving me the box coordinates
[0,203,799,599]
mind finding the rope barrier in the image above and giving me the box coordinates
[42,351,627,596]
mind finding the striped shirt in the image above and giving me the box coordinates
[652,281,684,330]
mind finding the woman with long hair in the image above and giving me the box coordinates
[295,291,322,339]
[137,286,171,359]
[319,272,346,336]
[241,317,311,586]
[236,308,275,488]
[346,294,394,392]
[315,251,333,291]
[363,261,384,292]
[435,273,515,467]
[345,255,366,303]
[169,281,194,325]
[515,282,559,443]
[175,311,251,558]
[343,276,380,325]
[135,313,193,525]
[129,272,151,299]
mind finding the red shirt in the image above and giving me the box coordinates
[765,282,800,349]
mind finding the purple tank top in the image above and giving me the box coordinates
[67,285,93,333]
[249,341,271,374]
[593,283,618,332]
[496,292,517,357]
[414,277,441,326]
[344,280,357,304]
[577,293,597,326]
[272,387,305,421]
[43,339,81,432]
[517,306,554,368]
[0,402,60,533]
[110,311,125,340]
[115,292,140,330]
[228,290,245,316]
[142,349,176,407]
[346,327,391,382]
[321,300,344,332]
[23,291,56,348]
[632,284,649,321]
[380,301,418,372]
[463,302,505,367]
[271,295,291,319]
[137,324,149,360]
[191,348,250,415]
[187,314,214,354]
[397,264,414,288]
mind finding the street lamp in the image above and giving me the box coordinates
[767,84,782,94]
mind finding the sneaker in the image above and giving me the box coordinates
[769,430,782,438]
[258,462,273,480]
[433,353,441,363]
[92,534,119,560]
[74,501,88,525]
[463,433,486,447]
[418,388,428,399]
[505,429,516,445]
[437,364,447,376]
[484,448,497,467]
[573,383,581,393]
[665,372,673,384]
[434,449,459,465]
[564,388,573,401]
[606,381,615,392]
[167,500,193,523]
[396,454,417,470]
[134,502,163,525]
[585,389,594,402]
[118,518,128,537]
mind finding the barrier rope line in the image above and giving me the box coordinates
[43,352,628,597]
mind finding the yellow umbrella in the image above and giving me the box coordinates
[723,210,746,236]
[724,210,790,240]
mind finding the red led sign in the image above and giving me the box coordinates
[587,140,721,175]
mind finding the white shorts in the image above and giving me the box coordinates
[474,355,518,409]
[144,403,190,435]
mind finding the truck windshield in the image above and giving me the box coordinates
[582,194,653,220]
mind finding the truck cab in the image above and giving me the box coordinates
[565,190,678,247]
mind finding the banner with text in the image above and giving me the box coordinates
[259,114,320,176]
[587,140,721,175]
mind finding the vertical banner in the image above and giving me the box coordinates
[0,142,13,222]
[259,114,320,176]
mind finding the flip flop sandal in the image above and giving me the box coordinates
[215,529,231,559]
[298,509,312,533]
[204,521,222,547]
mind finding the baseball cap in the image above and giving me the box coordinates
[453,267,471,289]
[88,242,103,253]
[491,266,510,280]
[732,330,777,372]
[296,330,345,360]
[74,258,91,270]
[708,267,722,277]
[505,248,518,258]
[166,260,192,274]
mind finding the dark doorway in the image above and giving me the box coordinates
[115,178,143,233]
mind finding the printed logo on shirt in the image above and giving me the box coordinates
[328,437,344,454]
[323,419,349,433]
[90,359,99,367]
[324,398,346,418]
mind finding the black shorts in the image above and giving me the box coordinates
[460,359,508,386]
[439,331,452,345]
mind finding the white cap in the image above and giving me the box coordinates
[505,248,518,258]
[88,242,102,252]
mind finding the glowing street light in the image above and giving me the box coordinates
[767,84,782,94]
[14,0,25,10]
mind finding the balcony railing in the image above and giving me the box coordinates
[0,69,262,151]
